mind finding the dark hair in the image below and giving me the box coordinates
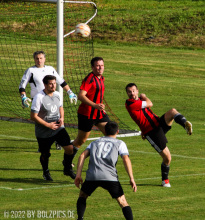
[33,51,46,59]
[125,83,138,91]
[105,121,119,136]
[91,57,104,67]
[43,75,56,85]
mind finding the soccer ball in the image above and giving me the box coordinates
[75,23,91,38]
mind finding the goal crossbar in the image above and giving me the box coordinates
[64,1,97,38]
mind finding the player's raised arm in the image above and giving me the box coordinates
[140,93,153,108]
[122,155,137,192]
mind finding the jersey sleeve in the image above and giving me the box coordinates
[80,75,93,92]
[119,141,129,157]
[51,67,65,86]
[19,68,32,92]
[31,93,42,113]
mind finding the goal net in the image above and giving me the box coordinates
[0,0,140,140]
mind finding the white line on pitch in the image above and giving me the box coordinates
[129,150,205,160]
[1,173,204,191]
[0,184,75,191]
[120,173,205,182]
[0,135,36,141]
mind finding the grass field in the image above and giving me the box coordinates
[0,0,205,219]
[0,42,205,219]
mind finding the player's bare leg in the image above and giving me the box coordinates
[116,195,133,220]
[73,130,91,149]
[96,122,108,135]
[164,108,192,135]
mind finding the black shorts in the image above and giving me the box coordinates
[81,180,124,199]
[37,128,71,153]
[78,113,110,132]
[145,114,171,153]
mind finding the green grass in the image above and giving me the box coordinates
[1,43,205,219]
[1,0,205,48]
[0,1,205,219]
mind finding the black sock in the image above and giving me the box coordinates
[161,162,170,180]
[122,206,133,220]
[77,197,86,220]
[174,113,187,128]
[63,153,73,171]
[40,153,51,172]
[73,145,79,157]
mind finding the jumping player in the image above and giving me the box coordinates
[75,121,137,220]
[68,57,110,169]
[125,83,192,187]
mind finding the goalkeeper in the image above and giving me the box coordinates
[19,50,77,107]
[19,51,77,151]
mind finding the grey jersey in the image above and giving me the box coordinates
[85,136,129,181]
[19,65,65,98]
[31,90,64,138]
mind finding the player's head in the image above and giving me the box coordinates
[33,51,46,59]
[91,57,104,67]
[33,51,46,68]
[105,121,119,136]
[125,83,138,100]
[43,75,56,85]
[43,75,56,93]
[91,57,104,77]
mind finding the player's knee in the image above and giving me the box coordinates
[74,139,86,148]
[117,195,128,208]
[163,155,171,165]
[170,108,178,115]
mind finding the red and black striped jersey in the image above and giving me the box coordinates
[78,72,106,119]
[125,98,160,135]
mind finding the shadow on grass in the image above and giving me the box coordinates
[121,183,161,187]
[0,177,72,185]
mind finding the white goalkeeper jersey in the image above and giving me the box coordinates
[19,65,65,98]
[85,136,129,181]
[31,90,64,138]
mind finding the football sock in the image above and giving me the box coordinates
[63,153,73,169]
[161,162,170,181]
[122,206,133,220]
[40,153,51,171]
[73,145,79,157]
[70,145,79,163]
[174,113,187,128]
[77,197,86,220]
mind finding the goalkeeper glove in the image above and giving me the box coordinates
[67,89,77,105]
[21,94,31,108]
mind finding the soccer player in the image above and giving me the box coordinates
[75,121,137,220]
[125,83,193,187]
[30,75,76,181]
[70,57,110,165]
[19,50,77,150]
[19,51,77,106]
